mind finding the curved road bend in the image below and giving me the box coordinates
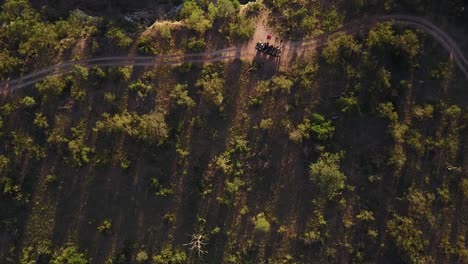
[289,15,468,79]
[379,15,468,79]
[1,15,467,92]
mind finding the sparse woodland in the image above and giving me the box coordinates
[0,0,467,263]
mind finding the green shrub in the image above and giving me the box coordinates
[163,213,176,224]
[289,114,334,143]
[413,104,433,120]
[151,178,173,197]
[95,111,169,145]
[259,118,273,130]
[67,139,92,167]
[45,174,57,185]
[214,0,240,18]
[0,51,20,78]
[106,27,132,48]
[377,102,398,123]
[322,33,361,65]
[338,94,359,113]
[20,240,53,264]
[129,80,152,98]
[11,131,45,160]
[97,219,112,234]
[228,16,255,41]
[152,245,187,264]
[187,37,206,52]
[310,113,335,141]
[67,121,92,167]
[89,66,107,84]
[137,35,157,55]
[137,111,169,145]
[158,24,172,41]
[407,187,435,225]
[104,92,116,104]
[19,96,35,108]
[356,210,375,222]
[180,0,213,34]
[36,75,66,99]
[387,215,427,263]
[309,152,346,199]
[136,250,149,263]
[321,9,342,31]
[245,1,263,16]
[225,177,245,194]
[34,113,49,129]
[196,71,225,107]
[72,65,89,80]
[170,84,195,108]
[406,130,424,157]
[271,75,293,93]
[253,212,270,233]
[116,66,132,82]
[50,244,88,264]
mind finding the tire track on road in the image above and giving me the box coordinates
[0,48,239,92]
[3,54,240,92]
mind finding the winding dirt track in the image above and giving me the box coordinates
[0,15,466,92]
[379,15,468,79]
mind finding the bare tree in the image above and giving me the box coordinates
[184,233,207,256]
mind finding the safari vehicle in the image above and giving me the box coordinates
[255,39,282,57]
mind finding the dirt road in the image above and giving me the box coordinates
[380,15,468,79]
[1,15,466,92]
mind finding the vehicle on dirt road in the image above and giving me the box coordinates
[256,41,282,57]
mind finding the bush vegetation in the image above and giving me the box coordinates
[0,1,467,263]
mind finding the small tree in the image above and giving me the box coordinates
[136,250,148,263]
[215,0,240,18]
[271,75,293,93]
[196,71,224,107]
[289,114,334,143]
[310,113,335,141]
[36,75,66,99]
[309,152,346,199]
[106,27,132,48]
[137,35,156,55]
[186,37,206,52]
[50,244,88,264]
[0,51,20,78]
[153,245,187,263]
[180,0,212,34]
[97,219,112,234]
[253,213,270,233]
[387,215,427,263]
[129,80,152,98]
[34,113,49,129]
[377,102,398,123]
[137,111,169,145]
[19,96,35,108]
[170,84,195,108]
[259,118,273,130]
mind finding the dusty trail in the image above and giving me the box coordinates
[3,48,238,87]
[1,14,466,92]
[0,48,239,91]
